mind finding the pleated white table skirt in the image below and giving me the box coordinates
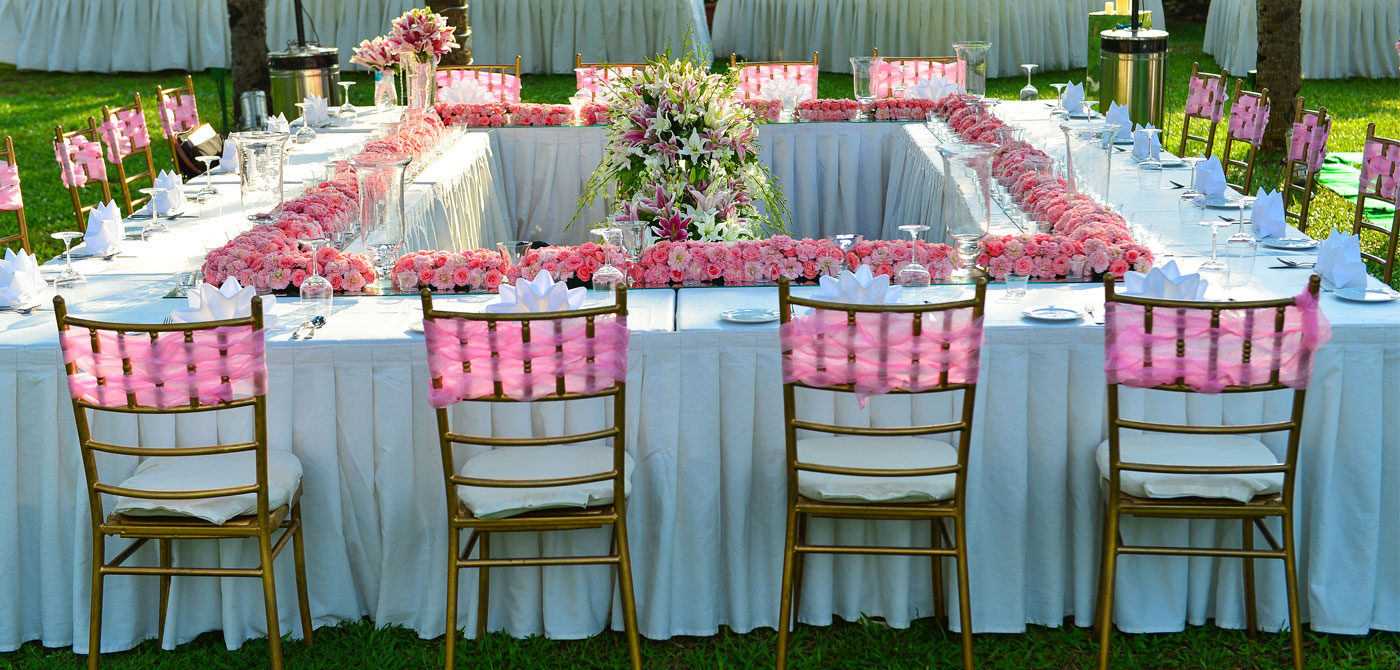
[1204,0,1400,79]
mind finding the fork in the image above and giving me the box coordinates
[1084,302,1102,325]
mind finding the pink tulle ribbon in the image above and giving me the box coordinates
[1360,138,1400,200]
[0,160,21,211]
[435,70,523,103]
[780,307,984,406]
[423,315,629,406]
[734,63,818,101]
[575,65,639,97]
[159,94,200,136]
[54,135,109,188]
[99,109,151,163]
[61,325,267,410]
[869,60,964,98]
[1287,112,1330,173]
[1103,289,1331,393]
[1184,76,1226,122]
[1227,95,1269,146]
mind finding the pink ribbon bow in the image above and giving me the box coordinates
[1287,113,1330,173]
[159,94,200,136]
[1227,95,1269,146]
[1184,76,1225,122]
[54,135,109,188]
[99,109,151,163]
[1360,139,1400,200]
[0,161,21,211]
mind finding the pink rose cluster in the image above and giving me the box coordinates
[202,227,374,293]
[870,98,937,122]
[361,109,448,159]
[386,8,459,59]
[514,242,629,285]
[392,249,518,292]
[434,102,510,127]
[508,103,573,127]
[932,94,1008,143]
[977,233,1147,281]
[739,99,782,123]
[579,102,611,126]
[796,99,862,122]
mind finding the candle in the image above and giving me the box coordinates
[1104,1,1114,13]
[1115,0,1130,14]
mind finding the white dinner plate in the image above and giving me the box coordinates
[1261,237,1319,250]
[1333,287,1400,303]
[1021,305,1085,321]
[1201,194,1246,209]
[720,308,779,324]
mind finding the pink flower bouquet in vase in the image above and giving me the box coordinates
[351,37,399,112]
[386,8,459,109]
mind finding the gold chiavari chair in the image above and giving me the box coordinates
[53,295,313,670]
[870,48,960,99]
[437,56,523,103]
[1355,122,1400,285]
[420,288,641,670]
[154,75,200,167]
[775,276,987,670]
[0,135,32,253]
[574,54,647,102]
[1178,63,1230,159]
[99,93,159,216]
[728,52,819,100]
[440,55,522,80]
[1094,274,1331,670]
[1220,81,1271,194]
[575,53,647,74]
[54,119,115,233]
[1281,99,1330,235]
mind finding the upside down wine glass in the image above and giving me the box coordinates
[337,81,358,125]
[293,102,317,144]
[1225,195,1259,291]
[832,234,860,272]
[1020,64,1039,101]
[300,238,333,319]
[896,225,932,287]
[51,231,86,287]
[591,227,626,293]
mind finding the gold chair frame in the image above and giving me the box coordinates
[153,75,197,168]
[774,276,986,670]
[53,296,313,670]
[1177,63,1229,160]
[439,55,522,80]
[55,119,115,233]
[1094,275,1319,670]
[871,48,959,99]
[1220,80,1270,194]
[100,93,159,217]
[421,288,641,670]
[1282,99,1329,235]
[1353,122,1400,285]
[728,52,819,100]
[0,135,31,253]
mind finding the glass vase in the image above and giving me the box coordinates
[952,41,993,98]
[939,142,996,280]
[351,152,412,291]
[229,130,289,223]
[400,51,437,110]
[374,69,397,112]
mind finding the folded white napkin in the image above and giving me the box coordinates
[1060,82,1086,115]
[267,114,290,134]
[439,78,496,104]
[153,170,185,214]
[486,272,586,313]
[171,277,278,325]
[908,75,962,102]
[1131,123,1162,161]
[1193,156,1228,198]
[302,95,331,127]
[759,78,808,106]
[1250,187,1287,239]
[0,247,43,308]
[1314,231,1369,290]
[1105,101,1133,136]
[1121,260,1209,301]
[82,200,124,256]
[810,265,904,304]
[219,137,239,174]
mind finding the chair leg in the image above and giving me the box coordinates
[1096,505,1122,670]
[157,539,171,648]
[931,518,945,629]
[290,505,313,647]
[774,506,800,670]
[1281,515,1305,670]
[88,533,105,670]
[952,517,974,670]
[791,513,808,622]
[444,525,460,670]
[476,532,490,640]
[258,532,284,670]
[613,514,643,670]
[1242,518,1258,640]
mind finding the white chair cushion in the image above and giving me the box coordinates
[1095,433,1284,503]
[112,451,304,525]
[457,445,633,520]
[796,436,959,504]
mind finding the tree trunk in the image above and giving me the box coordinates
[427,1,472,66]
[1256,0,1301,153]
[228,0,270,126]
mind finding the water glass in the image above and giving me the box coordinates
[1005,273,1029,298]
[1178,193,1204,230]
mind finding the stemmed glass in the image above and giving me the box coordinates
[1196,213,1234,295]
[617,221,646,284]
[1049,82,1068,119]
[337,81,358,125]
[1225,195,1259,292]
[51,231,86,287]
[591,227,626,293]
[299,238,333,319]
[1020,64,1038,101]
[850,57,877,121]
[496,241,532,268]
[895,224,932,287]
[1181,156,1206,195]
[1081,100,1100,119]
[137,187,171,237]
[832,234,860,272]
[195,156,221,202]
[1135,128,1164,189]
[293,102,317,144]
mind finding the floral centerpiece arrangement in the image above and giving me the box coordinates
[578,102,611,126]
[434,102,511,127]
[392,249,516,292]
[508,103,574,127]
[796,99,862,122]
[366,8,459,109]
[351,36,399,110]
[870,98,938,122]
[576,45,790,242]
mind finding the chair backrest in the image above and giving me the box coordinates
[574,54,646,102]
[420,287,631,515]
[1177,63,1229,159]
[730,52,819,101]
[1282,98,1330,234]
[1101,274,1328,502]
[870,48,963,98]
[154,75,200,166]
[778,276,986,496]
[1355,123,1400,284]
[1220,80,1270,194]
[437,56,523,103]
[54,119,115,233]
[99,93,157,216]
[53,295,277,523]
[0,136,30,253]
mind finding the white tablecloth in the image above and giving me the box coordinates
[1204,0,1400,79]
[712,0,1165,77]
[471,0,711,74]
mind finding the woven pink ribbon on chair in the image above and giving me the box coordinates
[423,315,630,407]
[1227,95,1269,146]
[0,160,21,211]
[780,307,984,405]
[1184,76,1226,122]
[54,135,109,188]
[434,70,523,103]
[1103,290,1331,393]
[870,60,964,98]
[158,94,200,136]
[61,325,267,409]
[575,66,640,96]
[734,64,818,101]
[1287,113,1330,173]
[1360,138,1400,200]
[99,109,150,163]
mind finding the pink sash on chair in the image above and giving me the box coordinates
[54,135,109,188]
[61,325,268,410]
[435,70,523,103]
[1360,138,1400,200]
[1184,76,1226,122]
[1287,113,1330,173]
[1227,95,1269,146]
[0,161,21,211]
[575,66,639,99]
[158,94,200,136]
[99,109,151,163]
[734,64,817,101]
[870,60,964,98]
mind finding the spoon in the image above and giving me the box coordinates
[304,315,326,340]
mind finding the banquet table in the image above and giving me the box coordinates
[470,0,711,74]
[1,102,1397,655]
[1203,0,1400,80]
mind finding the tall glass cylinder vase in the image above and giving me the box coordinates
[229,130,289,223]
[400,51,436,109]
[374,69,397,112]
[352,152,412,291]
[952,41,993,97]
[939,142,996,280]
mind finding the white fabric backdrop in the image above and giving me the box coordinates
[711,0,1165,77]
[1204,0,1400,79]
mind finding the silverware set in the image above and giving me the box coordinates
[291,315,327,340]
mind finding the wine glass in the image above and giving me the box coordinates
[895,224,931,287]
[1225,195,1259,292]
[1020,64,1038,101]
[195,155,221,202]
[1049,82,1068,118]
[1181,156,1206,195]
[1197,213,1234,279]
[616,222,646,284]
[137,187,170,237]
[51,231,86,287]
[300,238,333,319]
[832,234,860,273]
[850,57,877,121]
[1082,100,1100,119]
[591,227,626,293]
[1135,129,1164,190]
[1178,192,1205,233]
[293,102,317,144]
[337,81,358,125]
[496,241,532,268]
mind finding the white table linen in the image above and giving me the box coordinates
[471,0,711,74]
[1204,0,1400,79]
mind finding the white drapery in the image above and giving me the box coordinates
[472,0,712,74]
[1204,0,1400,79]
